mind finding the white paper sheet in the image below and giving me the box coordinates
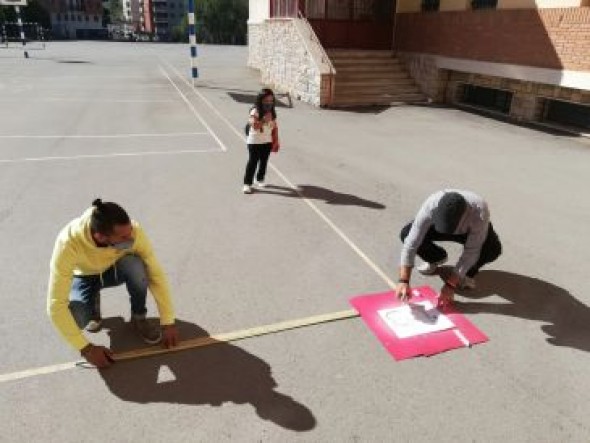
[378,301,455,339]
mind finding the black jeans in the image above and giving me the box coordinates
[244,143,272,185]
[400,222,502,278]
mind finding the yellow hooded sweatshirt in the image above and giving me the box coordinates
[47,207,175,351]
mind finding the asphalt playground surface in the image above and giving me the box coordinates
[1,41,590,442]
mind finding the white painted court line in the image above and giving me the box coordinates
[14,84,173,89]
[164,60,397,290]
[0,362,78,383]
[268,166,397,289]
[158,65,228,152]
[0,309,358,383]
[0,132,209,139]
[165,62,486,351]
[169,63,475,351]
[0,60,396,385]
[0,149,222,164]
[0,98,178,103]
[8,76,163,80]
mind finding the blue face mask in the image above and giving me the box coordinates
[262,104,274,113]
[111,239,134,250]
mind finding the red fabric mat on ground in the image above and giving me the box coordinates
[350,286,488,361]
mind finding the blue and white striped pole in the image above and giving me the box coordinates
[187,0,198,86]
[14,6,28,58]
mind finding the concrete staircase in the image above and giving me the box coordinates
[327,50,425,107]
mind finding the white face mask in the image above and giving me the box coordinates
[111,239,134,250]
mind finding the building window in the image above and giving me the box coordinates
[271,0,298,18]
[421,0,440,12]
[460,84,513,114]
[543,99,590,131]
[94,15,98,21]
[326,0,350,19]
[305,0,325,18]
[85,15,89,21]
[471,0,497,9]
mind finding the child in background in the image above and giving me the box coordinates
[243,88,279,194]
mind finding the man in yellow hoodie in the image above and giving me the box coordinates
[47,199,179,368]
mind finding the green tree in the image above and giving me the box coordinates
[22,0,51,29]
[0,5,17,24]
[102,7,111,26]
[195,0,247,45]
[171,14,188,43]
[1,1,49,39]
[108,0,124,23]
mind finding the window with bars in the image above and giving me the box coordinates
[460,84,513,114]
[471,0,497,9]
[303,0,392,21]
[326,0,350,19]
[543,99,590,130]
[271,0,298,18]
[421,0,440,12]
[355,0,392,20]
[306,0,325,18]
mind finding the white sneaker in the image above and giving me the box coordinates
[242,185,252,194]
[460,276,476,290]
[416,257,448,275]
[255,181,267,188]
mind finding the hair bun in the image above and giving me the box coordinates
[92,198,103,208]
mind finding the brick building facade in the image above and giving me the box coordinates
[395,0,590,129]
[249,0,590,131]
[41,0,105,38]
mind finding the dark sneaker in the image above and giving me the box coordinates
[86,293,102,333]
[131,314,162,344]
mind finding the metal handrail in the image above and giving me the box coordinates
[296,10,335,75]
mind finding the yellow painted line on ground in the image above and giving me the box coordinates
[0,309,358,383]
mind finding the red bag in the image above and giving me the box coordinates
[271,126,280,153]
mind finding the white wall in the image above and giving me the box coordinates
[498,0,585,8]
[397,0,585,11]
[436,55,590,91]
[249,0,270,24]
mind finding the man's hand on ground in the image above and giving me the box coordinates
[162,324,179,348]
[81,344,114,368]
[396,282,412,303]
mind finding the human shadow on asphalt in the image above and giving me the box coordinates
[436,268,590,353]
[98,317,316,432]
[255,184,386,209]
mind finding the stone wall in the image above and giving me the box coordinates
[446,71,590,121]
[248,19,329,107]
[397,50,590,123]
[397,52,448,102]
